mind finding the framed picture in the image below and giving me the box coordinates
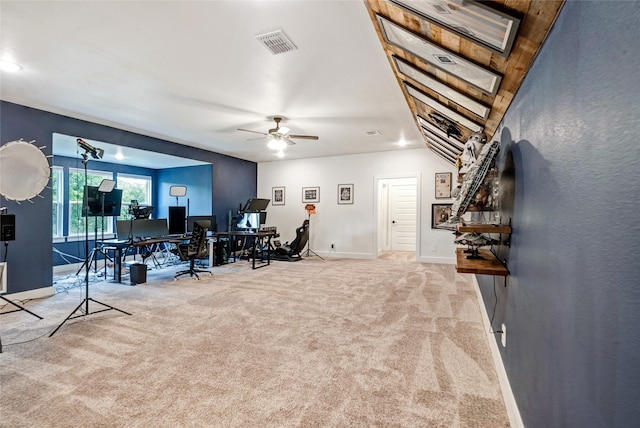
[272,186,285,206]
[376,15,502,96]
[337,184,354,205]
[417,115,464,150]
[435,173,452,199]
[420,125,462,159]
[393,56,490,119]
[388,0,521,58]
[432,203,453,229]
[405,82,483,133]
[302,186,320,203]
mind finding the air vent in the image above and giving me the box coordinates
[365,130,381,136]
[256,29,298,55]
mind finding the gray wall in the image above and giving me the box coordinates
[477,1,640,426]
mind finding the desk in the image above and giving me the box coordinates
[102,236,183,283]
[214,230,276,269]
[100,239,132,283]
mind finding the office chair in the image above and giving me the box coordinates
[174,220,211,280]
[273,219,309,261]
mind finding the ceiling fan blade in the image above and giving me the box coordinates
[283,136,296,146]
[288,134,319,140]
[237,128,268,136]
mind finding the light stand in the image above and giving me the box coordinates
[50,143,131,337]
[302,204,324,260]
[1,237,43,353]
[75,181,115,276]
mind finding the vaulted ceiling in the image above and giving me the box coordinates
[364,0,565,164]
[1,1,564,165]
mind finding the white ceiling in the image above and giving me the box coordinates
[0,0,425,164]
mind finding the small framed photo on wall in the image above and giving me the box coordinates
[435,172,452,199]
[337,183,354,205]
[432,203,452,229]
[272,186,285,206]
[302,187,320,203]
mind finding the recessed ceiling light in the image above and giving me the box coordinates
[398,139,407,147]
[0,60,23,72]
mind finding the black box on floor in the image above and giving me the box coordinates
[130,263,147,285]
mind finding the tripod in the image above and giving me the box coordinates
[75,190,114,276]
[1,245,43,353]
[50,153,130,337]
[302,213,324,260]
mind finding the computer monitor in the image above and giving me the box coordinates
[82,186,123,217]
[242,198,270,212]
[168,206,186,235]
[237,212,267,229]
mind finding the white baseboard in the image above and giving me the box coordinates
[319,251,375,259]
[3,286,55,301]
[471,275,524,428]
[416,255,455,264]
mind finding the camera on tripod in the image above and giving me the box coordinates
[128,200,153,220]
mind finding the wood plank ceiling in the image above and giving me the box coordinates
[365,0,565,164]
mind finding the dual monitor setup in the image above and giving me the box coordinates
[236,198,270,230]
[167,208,217,236]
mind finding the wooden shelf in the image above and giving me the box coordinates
[457,222,512,234]
[455,248,509,276]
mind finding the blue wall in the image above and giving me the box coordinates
[1,101,257,293]
[157,165,213,222]
[477,1,640,426]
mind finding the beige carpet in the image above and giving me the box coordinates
[1,256,509,427]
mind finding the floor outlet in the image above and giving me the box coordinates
[501,323,507,347]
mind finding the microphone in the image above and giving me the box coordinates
[77,138,104,159]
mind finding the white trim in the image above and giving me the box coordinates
[3,286,55,301]
[373,172,422,257]
[471,275,524,428]
[416,255,455,264]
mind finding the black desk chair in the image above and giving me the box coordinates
[273,219,309,261]
[174,220,211,280]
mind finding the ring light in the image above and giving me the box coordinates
[0,139,50,202]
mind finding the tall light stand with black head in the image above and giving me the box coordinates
[1,210,43,353]
[75,179,117,276]
[50,140,131,337]
[302,204,324,260]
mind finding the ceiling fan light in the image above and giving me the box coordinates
[268,139,287,151]
[279,126,290,135]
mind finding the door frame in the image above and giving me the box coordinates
[373,172,421,257]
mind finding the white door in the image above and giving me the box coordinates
[390,179,417,251]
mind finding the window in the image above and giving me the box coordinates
[68,168,114,237]
[117,174,152,218]
[51,167,64,238]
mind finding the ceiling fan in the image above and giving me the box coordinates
[237,117,319,150]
